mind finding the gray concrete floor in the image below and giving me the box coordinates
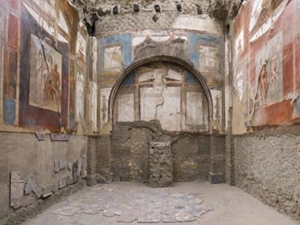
[21,182,299,225]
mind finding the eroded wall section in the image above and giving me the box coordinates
[231,0,300,221]
[0,0,90,222]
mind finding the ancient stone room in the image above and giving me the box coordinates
[0,0,300,224]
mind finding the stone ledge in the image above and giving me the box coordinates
[209,172,225,184]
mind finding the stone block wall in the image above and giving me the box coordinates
[96,135,111,181]
[149,142,173,187]
[0,132,87,223]
[209,135,226,183]
[172,135,211,181]
[87,137,97,185]
[106,121,226,183]
[234,127,300,221]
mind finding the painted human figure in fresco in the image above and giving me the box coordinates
[45,55,60,103]
[35,49,47,106]
[256,59,269,106]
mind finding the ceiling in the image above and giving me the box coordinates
[67,0,241,36]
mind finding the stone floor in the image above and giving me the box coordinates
[21,182,299,225]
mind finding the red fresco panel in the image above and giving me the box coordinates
[9,0,18,11]
[8,50,18,99]
[8,14,18,49]
[295,0,300,90]
[282,43,294,97]
[280,1,294,97]
[265,99,293,125]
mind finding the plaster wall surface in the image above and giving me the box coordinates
[0,132,87,221]
[234,128,300,221]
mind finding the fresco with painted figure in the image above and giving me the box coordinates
[254,32,283,107]
[29,34,62,112]
[19,4,70,131]
[232,0,299,129]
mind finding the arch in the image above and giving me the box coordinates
[108,56,213,133]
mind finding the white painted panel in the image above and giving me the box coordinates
[132,29,187,47]
[140,87,160,122]
[76,33,86,62]
[89,81,98,131]
[76,73,85,119]
[158,87,181,131]
[186,92,203,126]
[141,87,181,131]
[24,3,67,43]
[172,15,222,35]
[104,46,122,71]
[199,45,219,73]
[118,93,135,122]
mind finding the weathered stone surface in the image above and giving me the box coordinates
[54,160,60,173]
[50,134,70,142]
[59,177,68,189]
[51,182,213,223]
[234,131,300,221]
[24,174,41,198]
[59,159,67,171]
[34,132,46,141]
[80,155,87,178]
[209,172,225,184]
[10,171,24,209]
[72,161,79,182]
[149,142,173,187]
[42,185,53,198]
[110,121,216,183]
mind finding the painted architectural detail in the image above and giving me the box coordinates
[76,33,86,63]
[249,0,289,42]
[211,90,222,129]
[235,30,244,56]
[89,81,98,131]
[199,45,219,73]
[100,88,111,131]
[115,62,209,132]
[76,73,85,121]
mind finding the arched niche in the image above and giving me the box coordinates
[109,56,213,133]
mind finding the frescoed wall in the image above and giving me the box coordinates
[232,0,300,220]
[232,0,298,132]
[0,0,89,133]
[0,0,90,220]
[97,27,225,134]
